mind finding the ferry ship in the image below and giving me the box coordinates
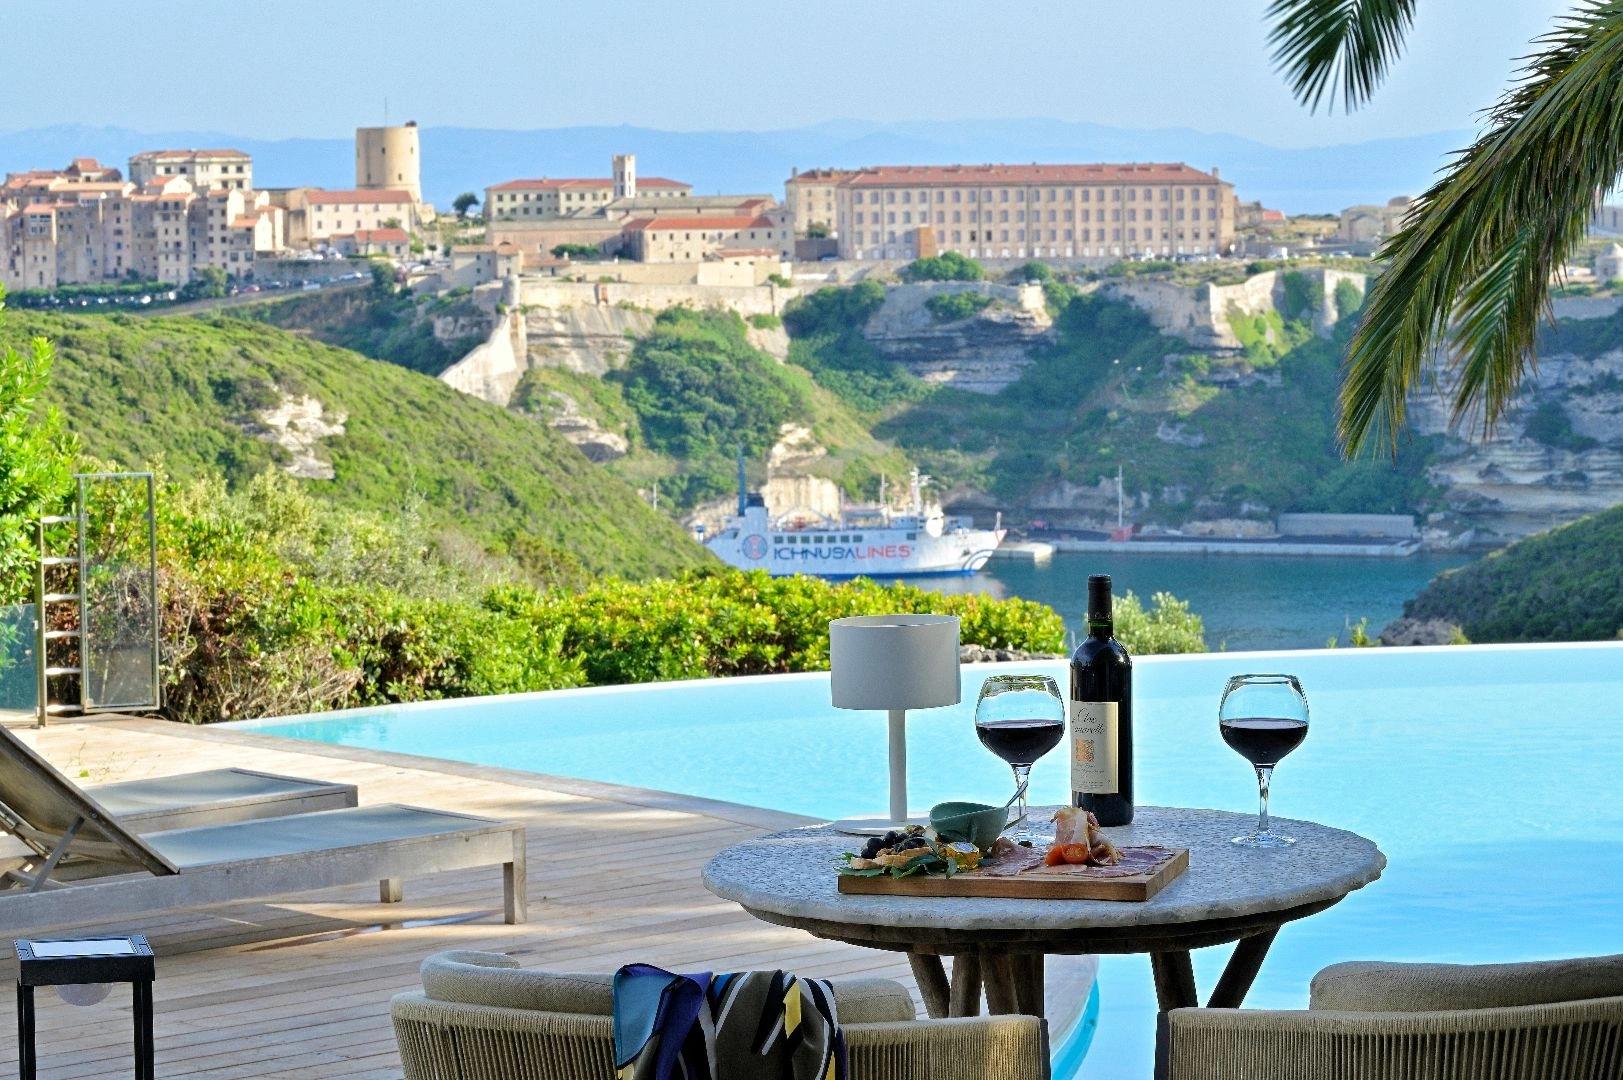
[700,469,1005,578]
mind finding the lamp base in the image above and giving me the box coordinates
[829,815,928,836]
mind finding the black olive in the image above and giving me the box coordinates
[897,836,930,851]
[860,838,884,860]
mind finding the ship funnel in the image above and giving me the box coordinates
[737,451,748,517]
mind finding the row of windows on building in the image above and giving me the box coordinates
[855,244,1220,260]
[778,532,918,545]
[862,227,1220,245]
[855,207,1220,226]
[851,186,1220,205]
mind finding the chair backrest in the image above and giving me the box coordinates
[0,723,176,876]
[418,951,916,1024]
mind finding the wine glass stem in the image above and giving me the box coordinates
[1011,763,1031,824]
[1255,765,1274,836]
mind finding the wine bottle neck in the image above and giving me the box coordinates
[1087,618,1113,640]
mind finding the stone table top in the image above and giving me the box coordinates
[703,806,1385,937]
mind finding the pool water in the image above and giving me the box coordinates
[237,643,1623,1078]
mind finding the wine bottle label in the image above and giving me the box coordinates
[1070,700,1119,794]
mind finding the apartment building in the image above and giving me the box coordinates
[1,156,286,289]
[128,148,253,191]
[830,162,1235,261]
[621,213,792,262]
[784,167,855,236]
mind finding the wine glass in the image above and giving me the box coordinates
[974,674,1065,843]
[1218,674,1310,848]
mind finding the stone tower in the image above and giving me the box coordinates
[355,122,422,203]
[612,153,637,200]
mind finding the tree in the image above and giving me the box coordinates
[900,251,985,282]
[550,243,601,260]
[1264,1,1623,452]
[178,266,228,302]
[0,287,77,601]
[452,192,479,220]
[806,222,830,239]
[369,261,397,296]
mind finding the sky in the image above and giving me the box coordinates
[2,0,1573,145]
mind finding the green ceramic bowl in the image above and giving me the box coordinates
[929,800,1009,850]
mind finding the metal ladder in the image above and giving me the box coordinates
[32,511,84,728]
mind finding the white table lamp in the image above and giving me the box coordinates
[828,613,961,832]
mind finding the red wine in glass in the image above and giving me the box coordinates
[976,717,1066,766]
[1219,717,1308,767]
[973,674,1066,843]
[1217,674,1310,847]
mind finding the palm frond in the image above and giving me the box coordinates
[1340,1,1623,452]
[1266,0,1417,112]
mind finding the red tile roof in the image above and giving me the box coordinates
[840,163,1225,187]
[306,188,413,205]
[624,214,777,233]
[488,176,689,192]
[352,227,409,242]
[786,168,859,185]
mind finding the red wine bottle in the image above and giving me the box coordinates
[1070,574,1133,825]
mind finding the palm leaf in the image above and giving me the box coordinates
[1340,1,1623,452]
[1266,0,1418,112]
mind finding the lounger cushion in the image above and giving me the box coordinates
[88,769,350,819]
[146,805,499,867]
[1311,953,1623,1013]
[420,951,917,1024]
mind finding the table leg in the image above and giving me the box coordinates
[18,984,36,1080]
[949,954,982,1017]
[981,953,1019,1015]
[907,953,951,1020]
[1207,927,1279,1009]
[1150,951,1198,1011]
[133,978,156,1080]
[1011,954,1045,1017]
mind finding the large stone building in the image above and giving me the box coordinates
[823,162,1235,261]
[1337,196,1413,244]
[484,155,692,223]
[621,213,792,262]
[784,167,855,236]
[128,148,253,191]
[270,187,422,248]
[482,153,789,266]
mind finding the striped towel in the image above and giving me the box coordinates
[613,965,846,1080]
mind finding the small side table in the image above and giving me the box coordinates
[14,936,156,1080]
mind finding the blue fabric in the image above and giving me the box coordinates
[612,964,712,1077]
[613,966,845,1080]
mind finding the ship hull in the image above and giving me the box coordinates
[706,529,1004,578]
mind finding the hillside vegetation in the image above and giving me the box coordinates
[1404,505,1623,642]
[8,310,707,584]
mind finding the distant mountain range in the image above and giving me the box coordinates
[0,119,1472,215]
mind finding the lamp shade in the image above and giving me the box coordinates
[829,614,961,710]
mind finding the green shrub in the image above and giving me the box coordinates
[925,291,993,322]
[782,282,926,413]
[747,313,782,330]
[900,252,985,283]
[1112,591,1206,654]
[0,290,76,601]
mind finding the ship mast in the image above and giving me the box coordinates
[1116,464,1124,529]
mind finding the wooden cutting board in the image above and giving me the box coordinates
[837,847,1189,902]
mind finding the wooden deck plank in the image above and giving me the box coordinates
[0,718,1085,1077]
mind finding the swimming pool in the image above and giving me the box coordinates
[236,642,1623,1077]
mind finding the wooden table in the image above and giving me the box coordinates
[703,806,1384,1022]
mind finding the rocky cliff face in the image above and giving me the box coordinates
[861,282,1052,393]
[1410,343,1623,542]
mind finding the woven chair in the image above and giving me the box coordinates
[392,951,1048,1080]
[1162,953,1623,1080]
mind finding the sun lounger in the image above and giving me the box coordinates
[2,723,357,833]
[0,725,526,936]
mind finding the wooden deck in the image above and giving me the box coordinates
[0,716,1088,1077]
